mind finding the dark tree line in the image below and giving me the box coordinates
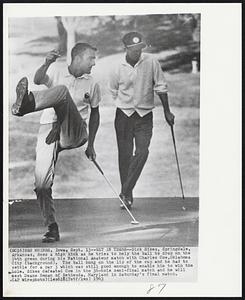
[55,14,200,71]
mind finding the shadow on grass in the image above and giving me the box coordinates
[26,36,59,44]
[16,52,52,57]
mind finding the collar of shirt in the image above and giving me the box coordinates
[121,53,146,68]
[63,66,90,79]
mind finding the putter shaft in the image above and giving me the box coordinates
[171,125,185,200]
[91,159,139,224]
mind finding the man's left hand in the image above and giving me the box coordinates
[85,146,96,161]
[45,122,61,144]
[164,111,175,126]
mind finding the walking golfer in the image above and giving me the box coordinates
[11,43,101,242]
[108,32,175,208]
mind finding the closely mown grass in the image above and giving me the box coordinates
[167,72,200,107]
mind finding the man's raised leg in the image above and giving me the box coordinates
[12,77,88,148]
[12,77,73,115]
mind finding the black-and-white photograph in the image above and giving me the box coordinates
[8,13,200,248]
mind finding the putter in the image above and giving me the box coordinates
[170,125,186,211]
[86,153,139,225]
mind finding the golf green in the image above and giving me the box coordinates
[9,197,199,247]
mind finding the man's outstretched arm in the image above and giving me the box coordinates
[85,106,100,160]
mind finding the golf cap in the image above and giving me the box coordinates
[122,32,146,50]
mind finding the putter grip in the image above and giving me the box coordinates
[92,159,104,175]
[171,125,176,144]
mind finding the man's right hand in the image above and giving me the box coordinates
[85,146,96,161]
[45,49,60,65]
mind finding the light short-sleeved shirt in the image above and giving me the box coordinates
[40,62,101,124]
[108,53,168,117]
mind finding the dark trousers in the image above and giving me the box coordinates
[114,108,153,197]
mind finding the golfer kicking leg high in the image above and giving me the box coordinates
[12,43,101,242]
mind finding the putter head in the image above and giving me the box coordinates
[131,220,139,225]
